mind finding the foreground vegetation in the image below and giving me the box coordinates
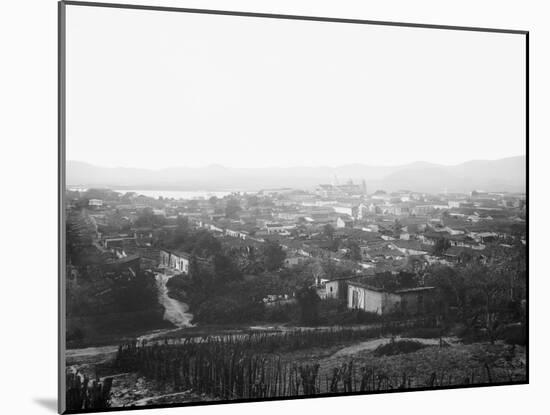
[66,209,169,347]
[66,371,113,411]
[105,327,525,407]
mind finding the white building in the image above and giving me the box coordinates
[265,223,296,235]
[159,249,190,274]
[348,282,435,315]
[88,199,103,207]
[336,216,353,228]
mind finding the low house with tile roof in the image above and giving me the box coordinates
[325,275,363,300]
[159,249,190,274]
[391,240,430,256]
[347,280,435,315]
[442,246,487,264]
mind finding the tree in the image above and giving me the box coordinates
[134,209,152,227]
[460,263,508,343]
[225,198,242,219]
[192,230,222,258]
[213,253,242,284]
[84,188,119,201]
[393,219,403,232]
[172,216,190,246]
[407,256,425,274]
[347,240,362,261]
[208,196,219,207]
[309,261,325,285]
[323,224,335,240]
[423,265,464,323]
[396,271,417,289]
[188,255,202,286]
[393,219,403,234]
[296,286,320,324]
[262,241,286,271]
[433,237,451,256]
[485,242,527,303]
[246,195,259,208]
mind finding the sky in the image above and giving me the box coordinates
[65,5,526,170]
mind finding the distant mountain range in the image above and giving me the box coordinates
[66,156,526,193]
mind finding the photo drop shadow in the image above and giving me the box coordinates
[34,398,57,413]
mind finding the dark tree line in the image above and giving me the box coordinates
[425,242,526,343]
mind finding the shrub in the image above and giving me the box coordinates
[263,303,299,323]
[194,297,264,324]
[373,339,427,356]
[448,323,468,337]
[402,327,443,339]
[323,309,382,326]
[497,323,526,345]
[165,274,189,291]
[66,326,85,343]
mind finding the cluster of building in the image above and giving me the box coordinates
[66,182,526,316]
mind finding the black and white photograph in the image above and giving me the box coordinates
[58,1,529,413]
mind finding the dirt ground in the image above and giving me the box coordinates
[67,334,527,408]
[286,337,526,392]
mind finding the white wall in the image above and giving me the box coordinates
[348,285,384,314]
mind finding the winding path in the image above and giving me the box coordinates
[67,272,194,360]
[155,273,194,329]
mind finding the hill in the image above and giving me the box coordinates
[66,156,526,193]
